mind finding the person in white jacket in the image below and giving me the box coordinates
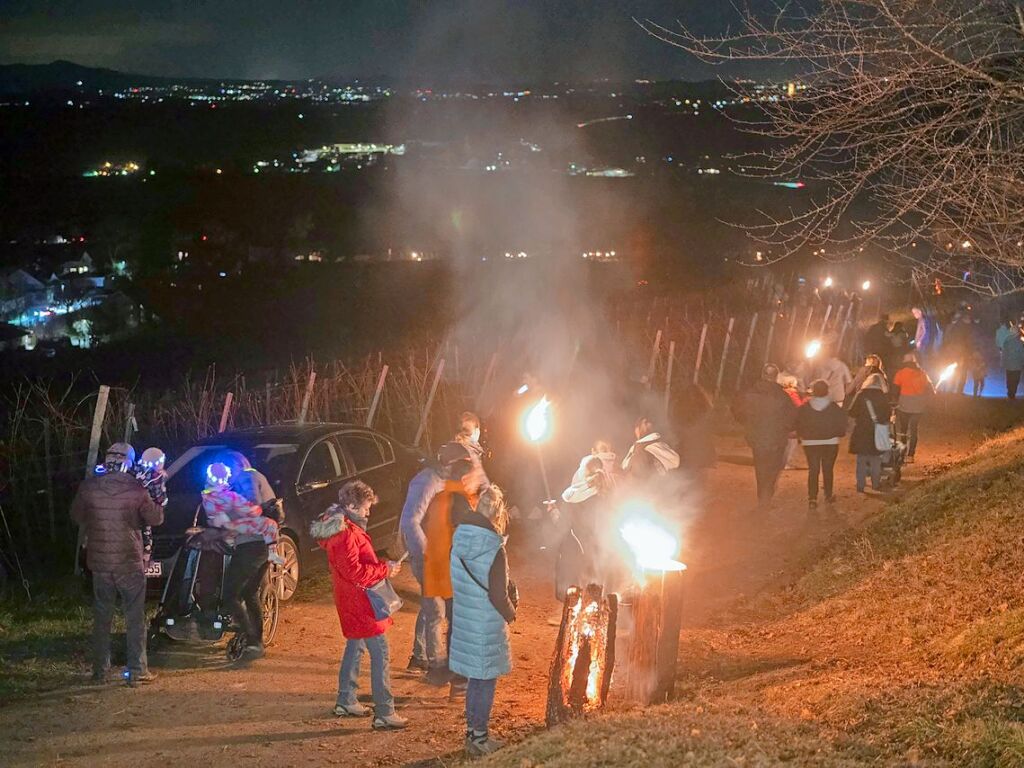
[621,417,680,479]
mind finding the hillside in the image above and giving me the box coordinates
[490,421,1024,766]
[0,60,198,94]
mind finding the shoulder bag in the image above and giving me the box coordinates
[864,399,891,452]
[366,577,403,621]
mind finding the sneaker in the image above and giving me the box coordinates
[424,666,453,687]
[243,644,266,660]
[334,702,371,717]
[127,671,158,687]
[466,732,503,756]
[372,713,408,730]
[406,656,428,672]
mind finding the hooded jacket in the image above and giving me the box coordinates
[732,380,798,449]
[71,472,164,574]
[398,466,445,560]
[796,397,848,445]
[449,513,514,680]
[311,506,391,640]
[621,433,680,477]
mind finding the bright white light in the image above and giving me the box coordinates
[962,240,972,249]
[823,276,834,288]
[805,339,822,359]
[516,384,529,396]
[524,396,551,443]
[862,280,871,291]
[938,362,958,385]
[619,511,683,572]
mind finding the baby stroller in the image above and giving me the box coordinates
[150,527,280,661]
[880,413,908,487]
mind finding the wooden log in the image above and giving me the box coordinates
[624,567,687,706]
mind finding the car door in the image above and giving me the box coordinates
[336,431,401,551]
[294,437,344,539]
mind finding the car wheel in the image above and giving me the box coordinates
[272,534,300,601]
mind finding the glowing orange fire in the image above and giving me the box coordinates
[556,587,614,713]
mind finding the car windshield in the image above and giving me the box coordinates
[166,443,299,495]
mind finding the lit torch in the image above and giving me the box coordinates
[937,362,958,391]
[522,396,554,502]
[619,509,686,576]
[805,338,822,359]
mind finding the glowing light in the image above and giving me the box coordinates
[862,280,871,291]
[937,363,958,385]
[805,339,822,359]
[823,276,834,288]
[516,384,530,396]
[524,397,552,443]
[205,463,231,486]
[962,240,972,249]
[619,512,684,572]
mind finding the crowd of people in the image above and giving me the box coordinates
[66,302,1024,758]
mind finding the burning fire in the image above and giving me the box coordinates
[805,338,822,359]
[620,517,685,573]
[524,396,552,443]
[937,362,958,386]
[557,587,613,713]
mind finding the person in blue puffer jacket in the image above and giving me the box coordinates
[449,486,516,757]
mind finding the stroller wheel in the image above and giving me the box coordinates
[226,633,245,662]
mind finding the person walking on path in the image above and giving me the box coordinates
[71,443,163,685]
[847,354,888,401]
[863,314,891,359]
[816,346,853,408]
[312,480,407,730]
[796,380,848,509]
[847,374,892,493]
[1000,321,1024,400]
[732,364,798,508]
[891,354,934,463]
[449,487,517,757]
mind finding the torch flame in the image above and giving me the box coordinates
[805,338,822,359]
[938,362,958,385]
[525,396,551,443]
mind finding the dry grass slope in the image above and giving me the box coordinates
[492,425,1024,767]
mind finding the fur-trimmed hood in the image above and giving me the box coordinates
[310,504,349,541]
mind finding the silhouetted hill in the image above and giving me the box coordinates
[0,60,188,94]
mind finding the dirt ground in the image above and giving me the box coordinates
[0,411,993,767]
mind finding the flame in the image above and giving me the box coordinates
[937,362,958,385]
[620,516,683,573]
[559,590,610,711]
[805,339,822,359]
[524,396,552,443]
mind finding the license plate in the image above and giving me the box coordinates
[145,562,163,578]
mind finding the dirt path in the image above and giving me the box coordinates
[0,410,992,767]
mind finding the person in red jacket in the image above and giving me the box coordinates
[311,480,407,730]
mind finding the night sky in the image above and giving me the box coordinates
[0,1,775,82]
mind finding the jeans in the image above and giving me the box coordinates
[856,455,882,491]
[92,570,148,676]
[223,541,268,646]
[802,444,839,501]
[337,634,395,717]
[751,442,787,504]
[410,555,450,668]
[895,411,921,457]
[466,677,498,734]
[1007,370,1021,400]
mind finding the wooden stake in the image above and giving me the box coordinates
[714,317,736,401]
[84,385,110,478]
[476,352,499,411]
[693,323,709,385]
[414,359,446,448]
[646,329,663,390]
[783,306,797,362]
[763,309,779,366]
[218,392,234,433]
[365,365,389,427]
[43,418,56,544]
[297,370,316,424]
[735,313,759,389]
[663,340,676,414]
[121,402,136,444]
[265,381,272,425]
[819,304,833,336]
[802,305,815,344]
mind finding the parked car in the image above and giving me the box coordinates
[152,423,421,601]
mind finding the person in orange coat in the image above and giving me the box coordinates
[312,480,407,730]
[420,443,476,689]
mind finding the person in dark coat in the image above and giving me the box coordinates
[670,384,716,474]
[886,322,910,379]
[796,380,848,508]
[732,363,798,507]
[863,314,891,358]
[847,374,892,493]
[70,443,163,685]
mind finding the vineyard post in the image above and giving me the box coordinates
[819,304,833,336]
[763,309,778,366]
[693,323,708,385]
[802,305,815,344]
[646,329,663,390]
[366,364,389,428]
[297,369,316,424]
[663,340,676,414]
[714,317,736,401]
[122,402,136,444]
[78,384,110,575]
[735,313,759,390]
[414,359,446,448]
[218,392,234,433]
[43,418,56,544]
